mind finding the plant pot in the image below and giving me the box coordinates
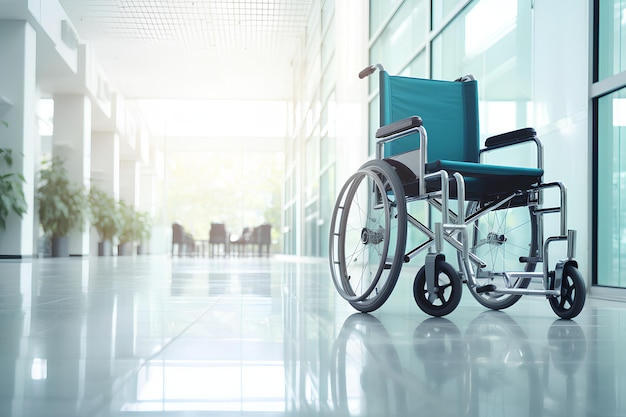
[51,235,69,257]
[98,240,112,256]
[118,242,133,256]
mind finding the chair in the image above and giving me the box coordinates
[209,223,229,257]
[172,222,195,256]
[231,227,253,256]
[328,64,585,319]
[254,224,271,257]
[171,223,185,256]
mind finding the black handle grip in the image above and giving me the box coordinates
[358,65,376,79]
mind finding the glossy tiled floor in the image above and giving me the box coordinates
[0,255,625,417]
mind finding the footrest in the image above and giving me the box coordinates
[476,284,497,293]
[519,256,541,263]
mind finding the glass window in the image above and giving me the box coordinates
[305,132,320,191]
[321,21,335,71]
[596,87,626,287]
[597,0,626,80]
[319,165,335,256]
[322,0,335,32]
[405,52,428,78]
[370,0,403,37]
[320,93,336,168]
[321,57,335,102]
[432,0,532,138]
[432,0,464,27]
[369,0,429,79]
[305,199,319,256]
[368,97,380,155]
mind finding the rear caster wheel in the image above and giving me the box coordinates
[413,260,462,317]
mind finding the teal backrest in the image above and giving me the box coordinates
[379,71,480,163]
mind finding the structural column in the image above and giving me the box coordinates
[120,159,140,207]
[0,20,37,258]
[91,131,120,254]
[53,95,92,256]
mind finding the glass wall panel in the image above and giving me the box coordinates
[370,0,403,37]
[598,0,626,80]
[319,165,335,256]
[406,51,428,78]
[320,93,336,168]
[284,204,296,255]
[305,131,320,201]
[369,0,429,91]
[321,23,335,71]
[597,87,626,287]
[432,0,464,27]
[322,0,335,32]
[305,200,319,256]
[321,58,335,102]
[368,98,380,155]
[432,0,532,138]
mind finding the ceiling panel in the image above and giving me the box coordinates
[58,0,312,100]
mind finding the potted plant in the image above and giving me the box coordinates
[117,201,139,256]
[0,122,27,230]
[0,148,27,230]
[136,210,151,255]
[88,187,120,256]
[37,157,88,257]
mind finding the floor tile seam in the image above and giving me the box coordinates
[4,286,126,311]
[102,295,224,406]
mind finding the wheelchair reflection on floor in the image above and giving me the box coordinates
[328,64,585,319]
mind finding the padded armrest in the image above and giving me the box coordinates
[484,127,537,149]
[482,127,543,170]
[376,116,423,138]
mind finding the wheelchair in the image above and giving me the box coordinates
[328,64,586,319]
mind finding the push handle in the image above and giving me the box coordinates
[358,63,385,79]
[358,65,376,79]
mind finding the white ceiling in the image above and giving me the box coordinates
[58,0,312,101]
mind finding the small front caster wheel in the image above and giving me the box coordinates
[413,260,462,317]
[549,264,586,319]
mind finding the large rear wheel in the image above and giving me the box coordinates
[463,200,539,310]
[329,159,407,312]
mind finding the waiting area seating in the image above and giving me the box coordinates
[209,222,229,257]
[253,223,272,257]
[207,223,272,257]
[173,222,272,257]
[230,224,272,257]
[171,223,196,256]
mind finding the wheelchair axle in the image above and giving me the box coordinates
[361,227,384,245]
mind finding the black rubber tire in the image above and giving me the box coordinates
[413,260,462,317]
[549,264,586,319]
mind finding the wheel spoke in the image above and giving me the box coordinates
[437,293,446,305]
[464,199,538,311]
